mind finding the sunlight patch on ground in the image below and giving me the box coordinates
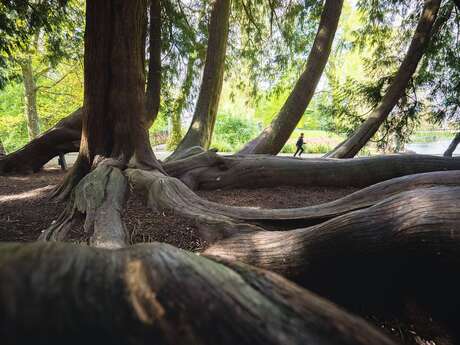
[0,185,55,203]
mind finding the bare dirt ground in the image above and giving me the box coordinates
[0,169,357,250]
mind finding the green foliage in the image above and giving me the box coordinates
[1,0,459,158]
[0,82,27,152]
[211,113,259,152]
[0,0,84,87]
[0,63,83,152]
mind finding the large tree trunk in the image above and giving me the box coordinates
[0,2,161,175]
[54,0,162,199]
[169,0,230,159]
[444,132,460,157]
[164,151,460,190]
[46,0,164,247]
[0,108,82,174]
[238,0,343,155]
[144,0,162,128]
[20,55,40,140]
[0,242,396,345]
[325,0,441,158]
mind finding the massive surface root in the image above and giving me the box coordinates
[40,164,128,248]
[205,185,460,278]
[0,108,82,174]
[164,151,460,190]
[128,168,460,241]
[205,186,460,341]
[0,242,396,345]
[126,168,266,242]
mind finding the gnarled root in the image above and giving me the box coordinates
[0,241,395,345]
[128,168,460,242]
[205,185,460,279]
[205,186,460,341]
[126,168,263,242]
[40,164,128,248]
[164,150,460,190]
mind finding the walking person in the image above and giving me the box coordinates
[293,133,305,157]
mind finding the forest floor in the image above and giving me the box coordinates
[0,168,357,247]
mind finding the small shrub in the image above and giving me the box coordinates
[211,113,259,152]
[305,143,331,154]
[210,139,234,153]
[281,143,296,153]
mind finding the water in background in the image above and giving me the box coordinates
[406,137,459,155]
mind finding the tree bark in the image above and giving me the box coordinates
[444,132,460,157]
[126,168,264,242]
[20,55,40,140]
[325,0,441,158]
[46,0,165,253]
[170,0,230,159]
[0,242,396,345]
[0,108,82,174]
[205,185,460,277]
[164,151,460,190]
[144,0,162,128]
[204,186,460,340]
[56,0,162,199]
[40,164,129,248]
[238,0,343,155]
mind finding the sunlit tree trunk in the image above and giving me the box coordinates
[171,0,230,158]
[20,55,40,140]
[325,0,441,158]
[144,0,161,128]
[238,0,343,155]
[444,132,460,157]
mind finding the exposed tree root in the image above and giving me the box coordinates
[0,108,82,174]
[205,185,460,277]
[40,164,128,248]
[205,186,460,341]
[164,151,460,190]
[0,241,396,345]
[126,168,264,242]
[131,168,460,238]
